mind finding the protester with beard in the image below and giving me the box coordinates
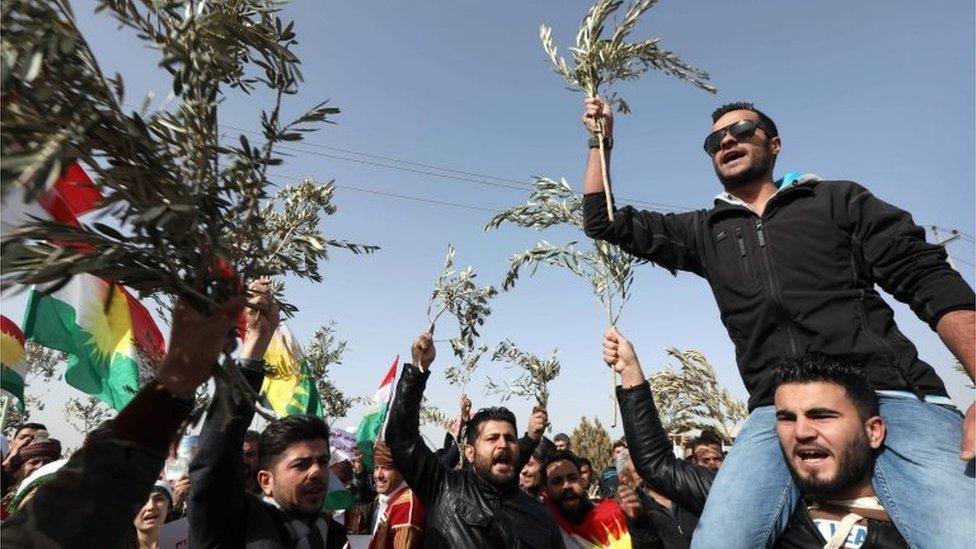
[127,480,173,549]
[188,279,347,548]
[1,290,248,547]
[605,327,910,548]
[385,329,565,548]
[582,96,974,548]
[542,450,667,548]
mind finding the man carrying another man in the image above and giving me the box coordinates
[580,95,974,547]
[604,327,911,548]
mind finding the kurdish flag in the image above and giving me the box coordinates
[22,275,165,411]
[0,316,28,411]
[354,356,399,468]
[260,323,323,418]
[547,498,633,548]
[9,162,165,411]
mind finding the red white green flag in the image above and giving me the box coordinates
[354,356,399,468]
[8,162,165,411]
[23,274,165,411]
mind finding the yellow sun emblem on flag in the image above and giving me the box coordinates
[81,282,135,361]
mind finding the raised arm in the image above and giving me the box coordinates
[2,295,245,547]
[580,97,705,276]
[188,279,278,548]
[604,327,716,516]
[386,331,448,505]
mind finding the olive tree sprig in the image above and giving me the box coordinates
[540,0,717,220]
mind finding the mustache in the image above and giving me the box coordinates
[559,491,580,502]
[300,480,327,494]
[492,450,512,463]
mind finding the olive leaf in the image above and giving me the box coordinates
[485,340,560,409]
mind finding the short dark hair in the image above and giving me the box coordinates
[464,407,517,445]
[775,354,879,420]
[13,423,46,437]
[541,450,582,484]
[711,101,778,138]
[611,438,627,451]
[578,457,592,469]
[259,415,330,470]
[244,430,261,444]
[691,436,723,454]
[553,433,570,444]
[692,429,723,453]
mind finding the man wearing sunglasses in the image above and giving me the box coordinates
[580,97,974,548]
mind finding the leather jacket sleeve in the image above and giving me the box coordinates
[385,364,448,506]
[188,359,265,548]
[617,381,714,516]
[584,192,706,276]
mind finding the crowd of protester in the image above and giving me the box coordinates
[0,99,973,548]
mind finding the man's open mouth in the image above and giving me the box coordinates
[721,149,746,166]
[795,446,831,463]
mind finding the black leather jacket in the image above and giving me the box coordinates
[618,381,909,548]
[386,364,566,548]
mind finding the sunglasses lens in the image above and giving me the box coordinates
[729,120,758,140]
[703,131,723,155]
[704,120,760,155]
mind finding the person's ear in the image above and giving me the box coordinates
[865,415,886,450]
[464,444,475,464]
[257,469,274,496]
[769,135,782,155]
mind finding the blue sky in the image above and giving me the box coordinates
[3,1,974,446]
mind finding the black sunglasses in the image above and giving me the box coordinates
[703,119,768,155]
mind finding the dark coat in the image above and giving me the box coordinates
[1,383,192,548]
[618,380,909,548]
[585,178,974,410]
[188,361,347,549]
[385,363,566,548]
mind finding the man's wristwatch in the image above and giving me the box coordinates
[588,134,613,150]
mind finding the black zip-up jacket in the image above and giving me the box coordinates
[386,364,566,548]
[618,380,909,548]
[585,178,974,409]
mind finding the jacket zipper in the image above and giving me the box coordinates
[755,218,799,356]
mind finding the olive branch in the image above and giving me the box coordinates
[485,340,560,410]
[427,244,497,357]
[1,0,377,318]
[540,0,717,220]
[486,176,644,425]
